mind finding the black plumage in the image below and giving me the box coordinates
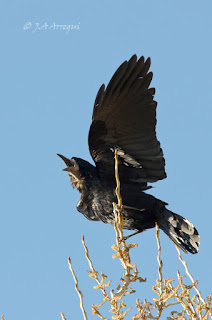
[58,55,199,254]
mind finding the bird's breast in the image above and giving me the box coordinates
[90,186,116,224]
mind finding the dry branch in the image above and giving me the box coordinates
[68,257,88,320]
[61,150,212,320]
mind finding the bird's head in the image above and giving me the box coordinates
[57,154,96,190]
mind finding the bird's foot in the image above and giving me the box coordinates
[123,230,142,241]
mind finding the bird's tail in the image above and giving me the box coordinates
[157,208,200,254]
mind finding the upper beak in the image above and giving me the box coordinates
[57,153,72,170]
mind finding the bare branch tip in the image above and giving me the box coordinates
[61,312,66,320]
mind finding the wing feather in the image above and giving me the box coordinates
[89,55,166,188]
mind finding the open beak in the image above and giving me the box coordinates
[57,153,72,170]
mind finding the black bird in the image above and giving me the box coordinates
[58,55,199,254]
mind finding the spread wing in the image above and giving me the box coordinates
[88,55,166,189]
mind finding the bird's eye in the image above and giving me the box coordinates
[71,161,76,167]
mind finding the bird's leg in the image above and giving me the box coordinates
[123,230,143,241]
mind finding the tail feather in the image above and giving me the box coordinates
[157,208,200,254]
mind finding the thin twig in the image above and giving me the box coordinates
[155,223,164,318]
[155,223,163,294]
[112,205,132,301]
[114,149,122,208]
[81,235,96,275]
[176,270,198,319]
[81,235,109,300]
[175,246,205,304]
[68,257,88,320]
[82,235,110,319]
[61,312,67,320]
[111,150,144,302]
[113,151,131,279]
[92,303,109,320]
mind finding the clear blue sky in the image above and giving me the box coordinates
[1,1,212,319]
